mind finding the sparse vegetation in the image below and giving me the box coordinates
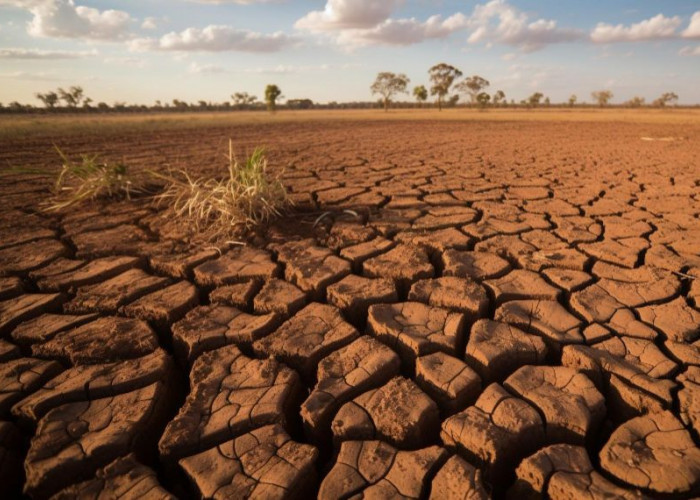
[592,90,614,107]
[413,85,428,107]
[429,63,462,111]
[455,75,490,105]
[653,92,679,108]
[371,72,410,112]
[149,141,290,239]
[265,85,283,113]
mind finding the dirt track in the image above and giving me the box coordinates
[1,116,699,498]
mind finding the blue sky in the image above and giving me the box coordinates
[1,0,699,106]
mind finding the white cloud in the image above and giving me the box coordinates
[682,11,700,38]
[23,0,132,40]
[296,0,404,31]
[130,25,296,52]
[336,14,467,47]
[591,14,682,43]
[188,61,226,74]
[141,17,157,30]
[679,45,700,56]
[465,0,583,52]
[296,0,580,51]
[189,0,283,3]
[0,47,97,58]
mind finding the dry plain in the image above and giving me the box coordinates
[0,109,699,499]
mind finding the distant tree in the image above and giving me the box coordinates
[568,94,577,107]
[370,72,410,112]
[265,84,282,112]
[8,101,25,112]
[591,90,613,107]
[544,97,551,107]
[58,86,84,108]
[232,92,257,109]
[97,102,110,111]
[197,100,208,109]
[492,90,506,106]
[476,92,491,110]
[528,92,544,108]
[652,92,678,108]
[413,85,428,107]
[35,91,59,109]
[455,75,490,105]
[287,98,314,110]
[428,63,463,111]
[625,96,645,108]
[82,97,93,109]
[447,95,460,108]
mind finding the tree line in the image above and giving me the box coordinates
[0,72,684,115]
[371,63,680,111]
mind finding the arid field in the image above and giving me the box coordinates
[1,109,699,499]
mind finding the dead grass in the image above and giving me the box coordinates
[1,147,137,211]
[2,108,698,140]
[148,140,290,240]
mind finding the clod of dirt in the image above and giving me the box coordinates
[495,299,583,347]
[171,305,280,363]
[504,365,605,444]
[12,349,173,426]
[332,376,440,449]
[193,246,279,287]
[441,383,545,481]
[326,274,398,326]
[121,280,199,328]
[339,237,394,272]
[599,411,700,494]
[367,302,465,369]
[442,250,511,281]
[415,352,482,415]
[0,277,24,301]
[36,255,142,292]
[0,239,68,276]
[209,279,262,310]
[409,277,489,320]
[253,278,307,318]
[318,440,447,500]
[0,357,63,416]
[510,444,645,499]
[252,302,359,382]
[465,319,548,383]
[363,244,434,293]
[31,316,160,365]
[51,454,173,499]
[301,336,400,442]
[0,293,65,335]
[24,381,167,498]
[179,425,318,499]
[429,454,489,500]
[159,345,301,461]
[10,312,98,347]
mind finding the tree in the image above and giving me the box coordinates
[568,94,577,107]
[455,75,490,105]
[528,92,544,108]
[265,84,282,112]
[428,63,462,111]
[591,90,613,107]
[476,92,491,110]
[493,90,506,106]
[58,86,84,108]
[82,97,93,108]
[625,96,645,108]
[35,91,59,109]
[287,99,314,110]
[232,92,257,109]
[370,72,410,112]
[413,85,428,107]
[544,97,551,107]
[652,92,678,108]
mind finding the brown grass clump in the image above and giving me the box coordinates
[149,141,290,240]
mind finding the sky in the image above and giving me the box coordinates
[1,0,699,106]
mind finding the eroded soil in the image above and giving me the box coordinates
[1,118,699,499]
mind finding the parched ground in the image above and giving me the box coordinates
[1,112,699,499]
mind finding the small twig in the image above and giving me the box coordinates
[672,271,697,280]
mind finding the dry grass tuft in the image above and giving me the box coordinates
[149,140,290,240]
[1,146,137,211]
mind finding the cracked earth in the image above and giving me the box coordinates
[0,118,699,498]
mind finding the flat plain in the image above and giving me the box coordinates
[0,109,699,499]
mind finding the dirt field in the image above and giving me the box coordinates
[0,110,699,499]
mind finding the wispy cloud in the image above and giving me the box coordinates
[591,14,682,43]
[130,25,297,52]
[0,47,97,59]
